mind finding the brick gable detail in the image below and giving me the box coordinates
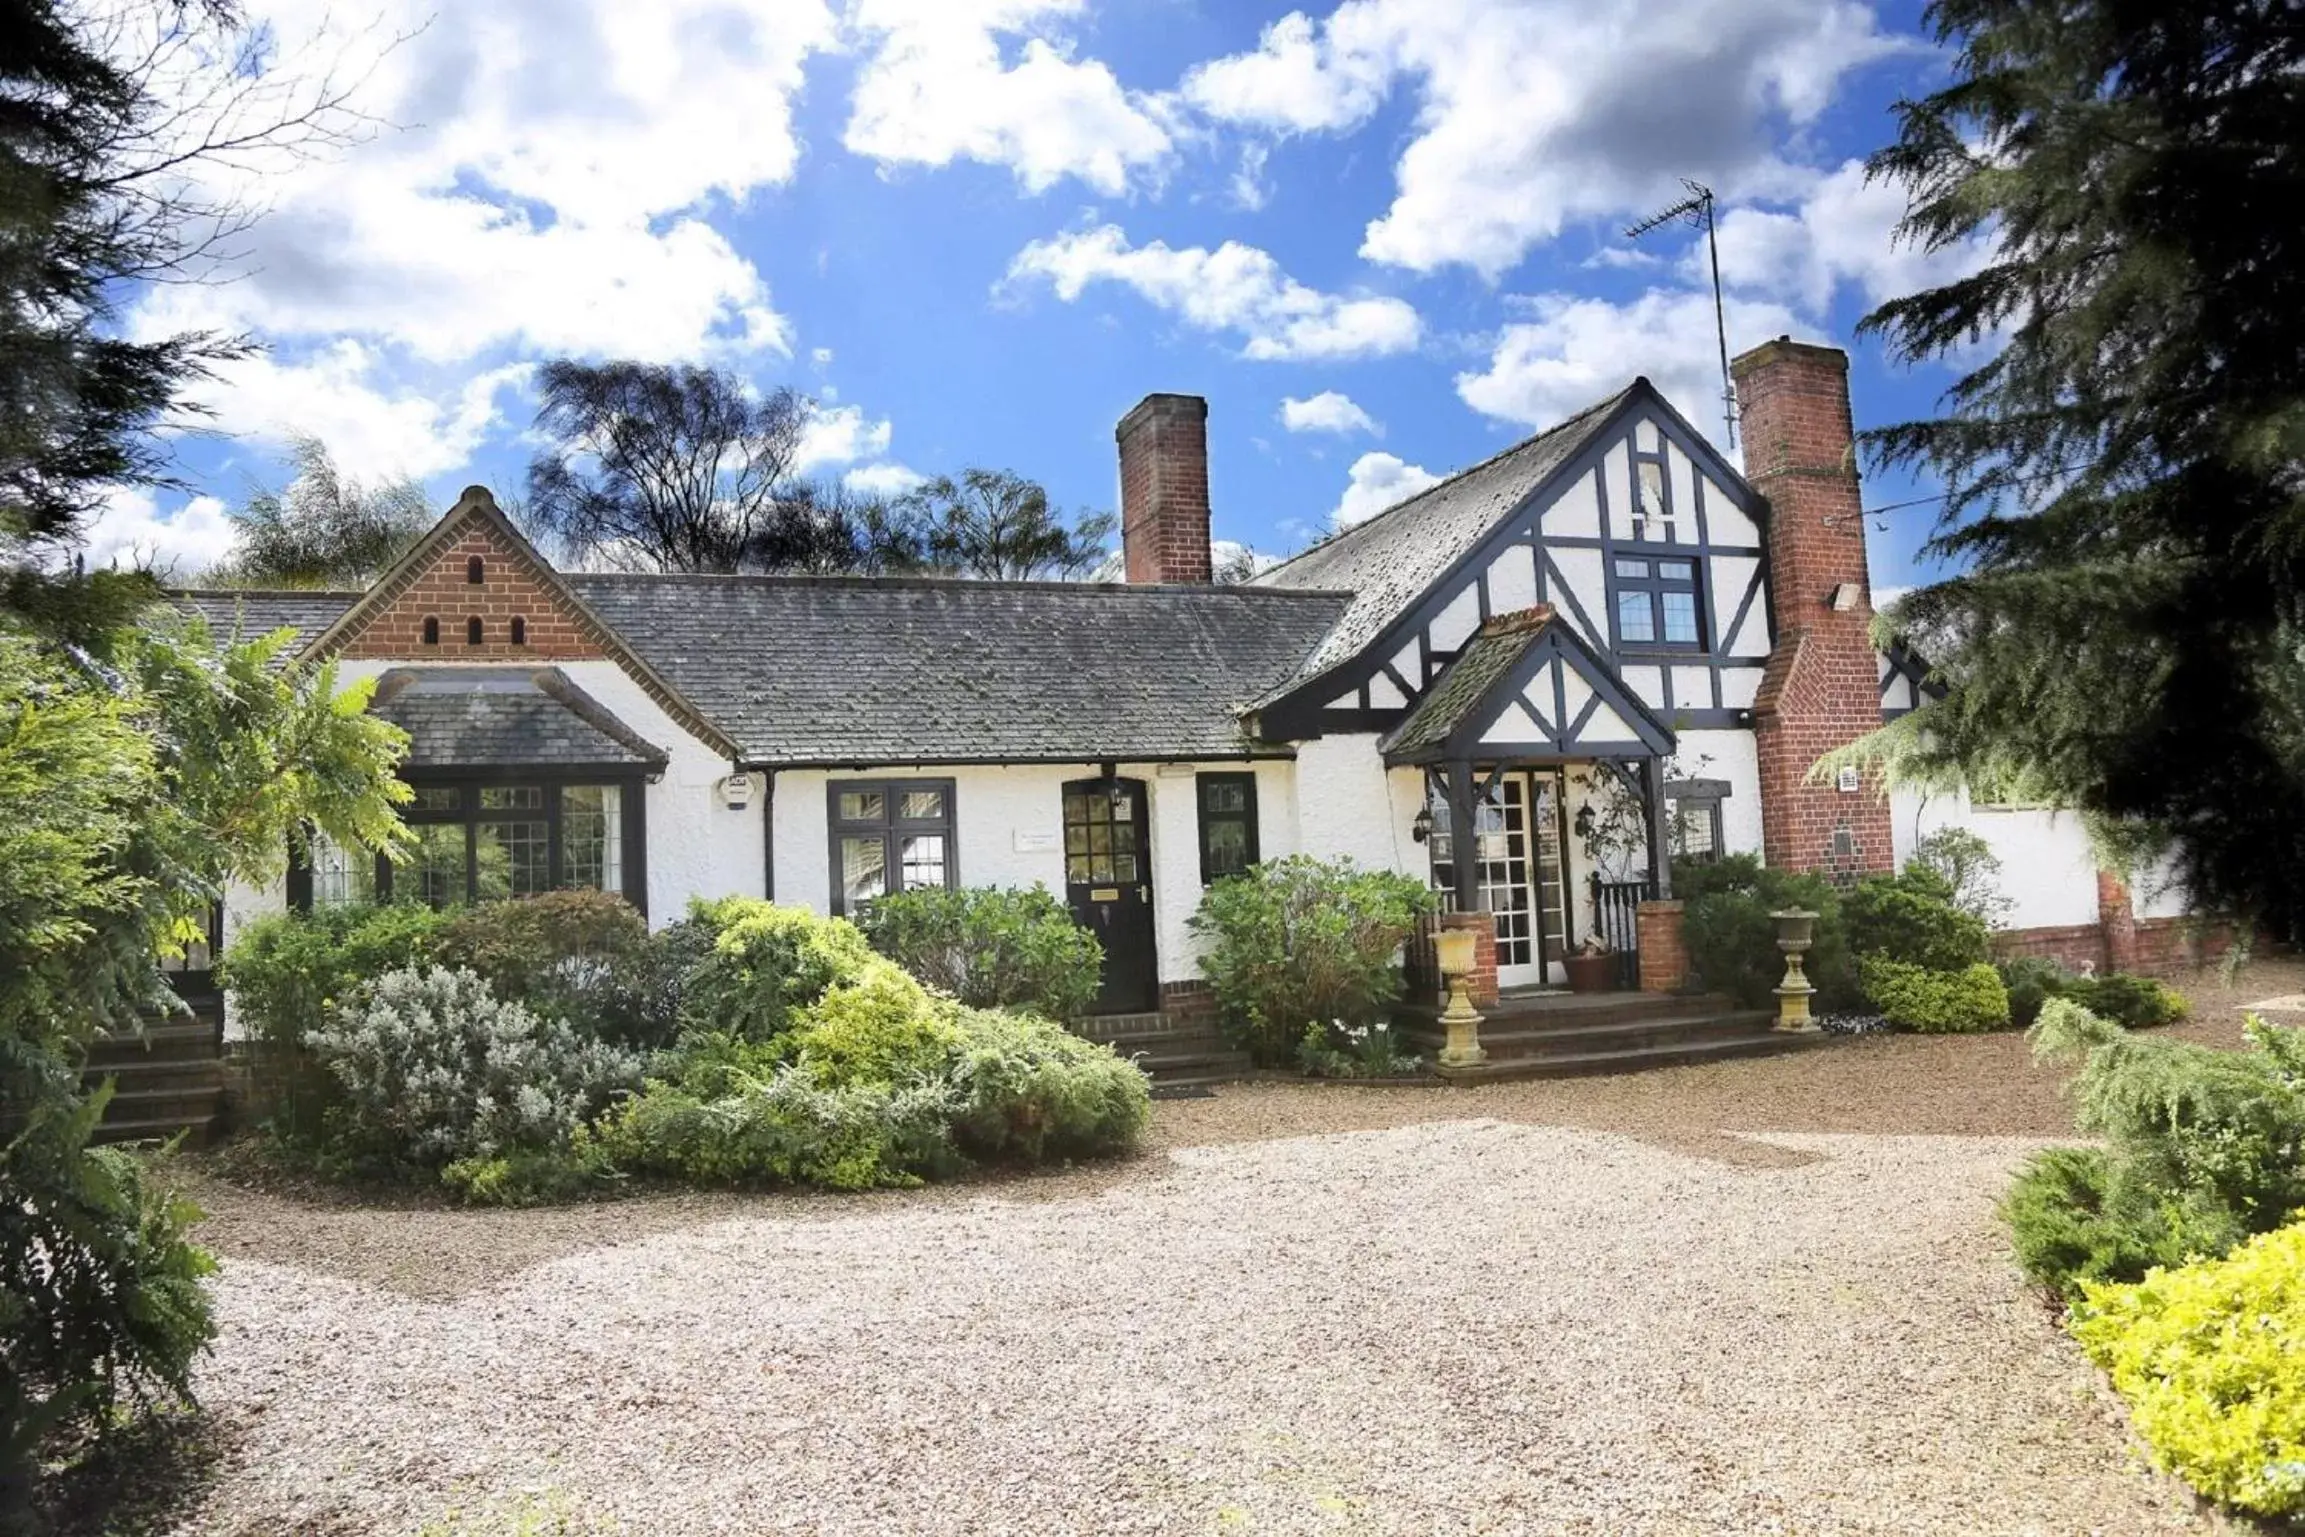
[337,523,605,663]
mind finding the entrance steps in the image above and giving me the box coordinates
[1074,1014,1251,1091]
[82,1012,227,1147]
[1396,989,1832,1082]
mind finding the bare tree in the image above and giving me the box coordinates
[897,468,1115,581]
[203,435,433,588]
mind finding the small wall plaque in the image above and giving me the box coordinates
[1013,828,1060,853]
[1835,765,1861,794]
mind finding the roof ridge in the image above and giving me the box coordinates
[562,570,1354,598]
[1252,384,1636,582]
[168,586,365,599]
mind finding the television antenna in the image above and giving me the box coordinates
[1625,179,1736,450]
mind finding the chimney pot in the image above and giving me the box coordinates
[1116,393,1212,584]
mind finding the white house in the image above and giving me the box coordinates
[183,338,2194,1032]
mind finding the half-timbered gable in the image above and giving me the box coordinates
[1251,378,1770,741]
[1877,637,1940,720]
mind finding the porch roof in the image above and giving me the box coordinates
[369,668,670,773]
[1381,606,1674,765]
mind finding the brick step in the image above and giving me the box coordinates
[1400,1010,1776,1061]
[88,1112,221,1148]
[86,1022,223,1067]
[81,1057,226,1095]
[98,1083,227,1125]
[1434,1029,1836,1084]
[1398,991,1740,1032]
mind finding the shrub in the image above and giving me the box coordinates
[1906,827,2013,927]
[1188,856,1433,1065]
[2067,972,2190,1031]
[2003,1145,2242,1300]
[2067,1220,2305,1519]
[220,901,449,1047]
[779,963,960,1086]
[1296,1019,1424,1080]
[1997,955,2074,1029]
[307,966,643,1177]
[679,900,880,1041]
[1860,956,2010,1033]
[597,1066,958,1190]
[1676,855,1859,1009]
[859,884,1103,1022]
[436,890,673,1047]
[1844,865,1992,971]
[943,1006,1150,1162]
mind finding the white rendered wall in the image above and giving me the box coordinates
[1890,787,2103,930]
[1673,729,1765,861]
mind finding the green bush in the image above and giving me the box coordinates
[220,901,449,1046]
[859,884,1103,1022]
[1845,865,1991,971]
[596,1066,959,1190]
[2008,1001,2305,1297]
[1676,855,1859,1010]
[2067,971,2190,1031]
[943,1006,1149,1162]
[436,890,675,1048]
[1906,827,2013,927]
[1188,856,1434,1066]
[779,963,961,1086]
[1860,957,2011,1033]
[307,966,643,1179]
[1997,955,2074,1028]
[1296,1019,1424,1079]
[2067,1219,2305,1519]
[679,899,880,1041]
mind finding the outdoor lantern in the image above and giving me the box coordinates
[1411,806,1433,844]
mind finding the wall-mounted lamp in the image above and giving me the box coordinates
[1827,582,1862,612]
[1411,807,1434,844]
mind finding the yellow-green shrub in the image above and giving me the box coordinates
[1860,956,2011,1033]
[2068,1220,2305,1519]
[679,899,880,1040]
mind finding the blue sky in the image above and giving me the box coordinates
[92,0,1983,596]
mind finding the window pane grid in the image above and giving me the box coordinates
[829,780,957,914]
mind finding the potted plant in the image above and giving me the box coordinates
[1563,935,1617,993]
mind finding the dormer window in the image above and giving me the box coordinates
[467,555,485,585]
[467,616,485,645]
[1614,557,1702,648]
[421,616,439,646]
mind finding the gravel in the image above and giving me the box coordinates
[138,959,2305,1536]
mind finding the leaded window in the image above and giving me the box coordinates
[828,779,956,915]
[1612,555,1703,648]
[1196,773,1258,884]
[299,778,641,912]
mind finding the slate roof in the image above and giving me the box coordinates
[369,668,668,770]
[173,589,359,653]
[1250,384,1636,690]
[563,574,1351,766]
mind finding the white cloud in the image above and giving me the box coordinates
[178,343,528,484]
[1333,451,1441,528]
[78,489,238,577]
[1708,158,1995,313]
[843,0,1175,194]
[1186,0,1910,278]
[1005,224,1420,361]
[796,403,896,472]
[1455,287,1806,444]
[1280,390,1379,435]
[844,462,929,497]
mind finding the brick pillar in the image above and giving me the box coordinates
[1732,338,1895,881]
[2097,868,2139,974]
[1117,393,1213,584]
[1636,900,1689,993]
[1440,910,1498,1008]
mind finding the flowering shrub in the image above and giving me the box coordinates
[2068,1219,2305,1519]
[307,966,642,1173]
[1296,1019,1424,1080]
[1190,856,1433,1065]
[859,884,1103,1022]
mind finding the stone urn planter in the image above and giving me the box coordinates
[1563,948,1617,993]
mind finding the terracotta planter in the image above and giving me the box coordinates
[1563,951,1617,993]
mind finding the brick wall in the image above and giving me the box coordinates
[339,515,604,662]
[1159,978,1219,1030]
[1117,393,1213,585]
[1732,339,1895,882]
[1439,910,1499,1008]
[1636,900,1689,993]
[1991,924,2107,973]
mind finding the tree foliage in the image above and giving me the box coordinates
[894,468,1114,580]
[1854,0,2305,933]
[205,436,433,588]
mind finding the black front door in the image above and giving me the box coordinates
[1062,778,1158,1015]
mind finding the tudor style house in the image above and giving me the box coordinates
[184,338,2187,1035]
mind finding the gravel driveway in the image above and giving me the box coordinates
[128,963,2301,1537]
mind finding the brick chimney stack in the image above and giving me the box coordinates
[1731,337,1894,880]
[1117,393,1212,584]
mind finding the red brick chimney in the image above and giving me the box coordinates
[1731,337,1894,880]
[1117,393,1212,584]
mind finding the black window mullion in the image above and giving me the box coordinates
[546,784,564,891]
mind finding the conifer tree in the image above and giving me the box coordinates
[1859,0,2305,931]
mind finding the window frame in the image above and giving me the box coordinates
[291,768,650,917]
[1610,553,1706,652]
[1195,771,1260,885]
[825,777,959,916]
[1663,777,1730,864]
